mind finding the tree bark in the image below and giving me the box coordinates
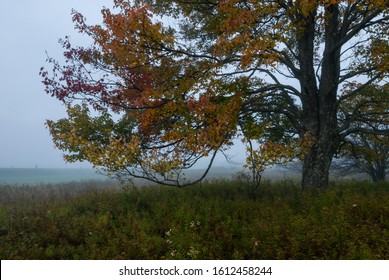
[300,93,340,190]
[299,4,342,190]
[300,94,341,189]
[301,134,338,189]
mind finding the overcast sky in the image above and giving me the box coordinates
[0,1,114,168]
[0,0,246,169]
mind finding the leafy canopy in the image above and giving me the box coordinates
[41,0,389,186]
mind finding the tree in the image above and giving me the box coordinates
[40,0,389,189]
[333,133,388,181]
[335,84,389,182]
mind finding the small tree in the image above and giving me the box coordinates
[336,84,389,182]
[41,0,389,189]
[334,133,388,181]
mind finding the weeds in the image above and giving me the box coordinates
[0,180,388,259]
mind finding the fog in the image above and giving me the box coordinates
[0,1,247,169]
[1,1,119,168]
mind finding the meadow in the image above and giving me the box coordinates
[0,178,388,259]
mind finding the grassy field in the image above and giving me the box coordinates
[0,179,388,259]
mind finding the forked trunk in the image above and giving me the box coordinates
[298,3,342,190]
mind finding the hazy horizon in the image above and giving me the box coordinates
[0,1,251,170]
[0,1,114,169]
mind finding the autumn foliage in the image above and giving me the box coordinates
[40,0,389,188]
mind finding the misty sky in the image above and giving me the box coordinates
[0,0,246,169]
[0,1,115,168]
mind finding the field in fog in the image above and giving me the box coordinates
[1,177,388,260]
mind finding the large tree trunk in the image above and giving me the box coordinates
[300,95,340,190]
[301,136,337,190]
[298,5,341,190]
[302,154,331,189]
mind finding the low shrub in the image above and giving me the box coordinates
[0,180,388,259]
